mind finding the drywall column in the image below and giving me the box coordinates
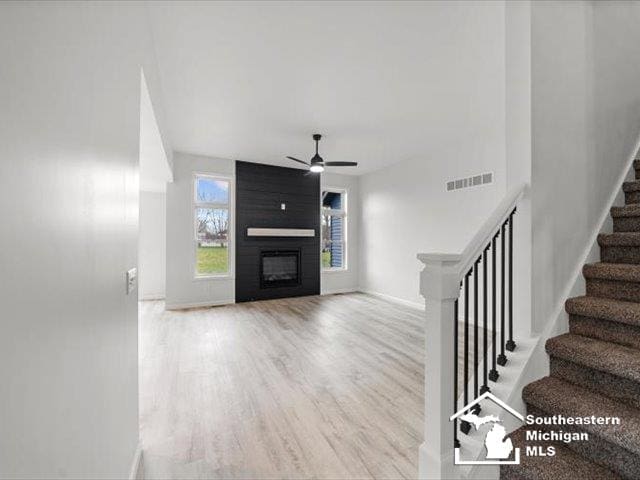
[505,1,533,336]
[0,3,168,477]
[139,192,167,300]
[417,255,460,480]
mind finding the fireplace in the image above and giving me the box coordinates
[236,161,319,302]
[260,250,300,288]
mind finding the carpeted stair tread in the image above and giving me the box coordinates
[523,376,640,455]
[510,168,640,480]
[583,262,640,282]
[565,296,640,327]
[546,333,640,383]
[598,232,640,246]
[501,426,621,480]
[612,205,640,217]
[623,181,640,193]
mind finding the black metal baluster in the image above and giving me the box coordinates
[472,258,480,413]
[497,222,508,366]
[460,271,471,435]
[454,298,460,448]
[489,233,499,382]
[480,245,490,394]
[506,208,516,352]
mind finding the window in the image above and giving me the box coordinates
[321,189,347,270]
[194,175,231,276]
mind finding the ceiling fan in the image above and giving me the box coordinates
[286,134,357,173]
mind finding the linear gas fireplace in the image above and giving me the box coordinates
[260,250,301,288]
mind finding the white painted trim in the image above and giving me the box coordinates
[129,443,143,480]
[321,186,348,271]
[358,288,424,310]
[192,172,235,279]
[320,287,358,295]
[165,298,235,310]
[322,266,348,273]
[247,228,315,237]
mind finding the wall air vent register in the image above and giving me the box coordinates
[447,172,493,192]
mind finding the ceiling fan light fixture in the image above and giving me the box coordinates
[286,134,357,171]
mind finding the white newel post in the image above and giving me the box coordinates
[417,254,462,480]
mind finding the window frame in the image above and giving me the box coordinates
[321,187,348,272]
[192,173,234,279]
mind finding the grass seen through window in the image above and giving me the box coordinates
[197,245,228,275]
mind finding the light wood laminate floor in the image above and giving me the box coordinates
[139,293,425,479]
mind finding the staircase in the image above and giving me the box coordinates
[501,160,640,480]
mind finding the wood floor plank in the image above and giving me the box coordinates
[140,293,425,479]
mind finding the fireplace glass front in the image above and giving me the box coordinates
[260,250,300,288]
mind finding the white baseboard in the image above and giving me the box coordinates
[129,443,143,480]
[358,288,424,311]
[321,287,358,295]
[164,298,235,310]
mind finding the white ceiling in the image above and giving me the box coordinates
[148,1,504,175]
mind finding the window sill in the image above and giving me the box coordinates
[322,268,348,274]
[193,274,233,282]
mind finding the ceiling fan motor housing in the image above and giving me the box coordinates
[312,134,323,164]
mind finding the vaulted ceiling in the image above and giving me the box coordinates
[148,1,504,175]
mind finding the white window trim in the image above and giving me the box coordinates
[321,187,348,272]
[192,172,234,280]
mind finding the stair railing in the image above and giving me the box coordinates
[416,183,526,479]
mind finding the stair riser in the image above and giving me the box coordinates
[625,191,640,205]
[550,357,640,409]
[570,315,640,350]
[600,246,640,264]
[614,216,640,232]
[586,278,640,303]
[525,404,640,479]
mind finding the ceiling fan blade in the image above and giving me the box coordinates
[287,156,310,166]
[323,161,358,167]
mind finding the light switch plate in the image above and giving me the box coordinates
[126,268,137,295]
[281,203,286,210]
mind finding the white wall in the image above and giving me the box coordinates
[165,152,235,309]
[530,1,640,332]
[358,3,507,306]
[139,192,167,300]
[505,0,533,337]
[321,173,360,294]
[0,3,167,477]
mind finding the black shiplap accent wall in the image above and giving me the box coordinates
[235,161,320,302]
